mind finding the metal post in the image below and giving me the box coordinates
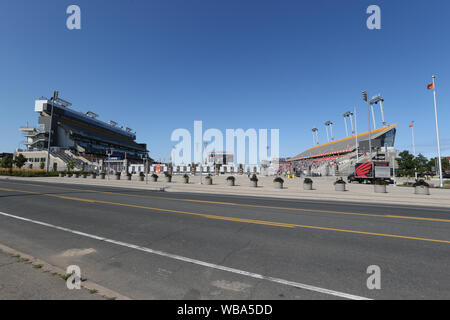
[411,122,417,180]
[379,99,386,126]
[392,154,396,186]
[325,125,329,142]
[432,76,443,188]
[349,113,355,135]
[343,116,349,137]
[330,123,334,141]
[370,104,377,130]
[145,155,148,184]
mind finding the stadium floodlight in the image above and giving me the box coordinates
[324,121,334,141]
[362,91,373,169]
[362,91,368,102]
[86,111,99,119]
[342,112,351,137]
[312,127,319,145]
[343,111,355,134]
[125,126,133,133]
[370,94,386,126]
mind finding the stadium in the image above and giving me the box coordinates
[286,98,398,177]
[17,92,150,172]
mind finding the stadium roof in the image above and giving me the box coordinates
[288,124,397,161]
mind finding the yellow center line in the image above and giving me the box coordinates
[4,180,450,224]
[1,186,450,245]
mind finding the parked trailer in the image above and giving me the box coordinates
[348,161,394,184]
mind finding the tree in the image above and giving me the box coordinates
[0,155,13,174]
[40,162,45,170]
[427,157,449,173]
[414,154,428,174]
[396,151,415,177]
[67,160,75,172]
[14,154,26,169]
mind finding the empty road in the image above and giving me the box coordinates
[0,178,449,299]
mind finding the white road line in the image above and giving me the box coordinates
[0,210,371,300]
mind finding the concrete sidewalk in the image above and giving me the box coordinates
[0,249,102,300]
[2,175,450,208]
[0,244,129,300]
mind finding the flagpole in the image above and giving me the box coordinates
[432,75,443,188]
[411,121,417,179]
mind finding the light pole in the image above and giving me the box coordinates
[362,91,373,177]
[144,154,148,184]
[410,121,417,179]
[312,128,318,145]
[324,121,334,141]
[200,141,208,184]
[370,95,386,127]
[342,112,350,137]
[430,75,443,188]
[106,148,112,180]
[392,154,396,186]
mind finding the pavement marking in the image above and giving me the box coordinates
[0,210,370,300]
[3,180,450,224]
[1,186,450,244]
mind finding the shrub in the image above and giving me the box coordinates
[164,172,172,178]
[303,178,313,184]
[205,175,212,180]
[183,174,189,179]
[413,179,430,188]
[151,173,158,178]
[334,178,346,185]
[0,168,59,177]
[273,177,284,183]
[250,174,258,182]
[374,179,388,186]
[226,176,235,181]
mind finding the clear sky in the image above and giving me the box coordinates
[1,0,449,161]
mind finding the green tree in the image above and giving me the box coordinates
[414,154,428,174]
[67,160,75,172]
[39,162,45,170]
[14,154,26,169]
[427,157,450,173]
[0,155,13,174]
[396,151,415,177]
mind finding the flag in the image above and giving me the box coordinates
[427,82,435,90]
[409,123,414,128]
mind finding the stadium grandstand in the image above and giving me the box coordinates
[287,124,398,177]
[17,91,150,172]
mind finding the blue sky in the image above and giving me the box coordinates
[1,0,449,160]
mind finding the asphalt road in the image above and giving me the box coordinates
[0,178,449,299]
